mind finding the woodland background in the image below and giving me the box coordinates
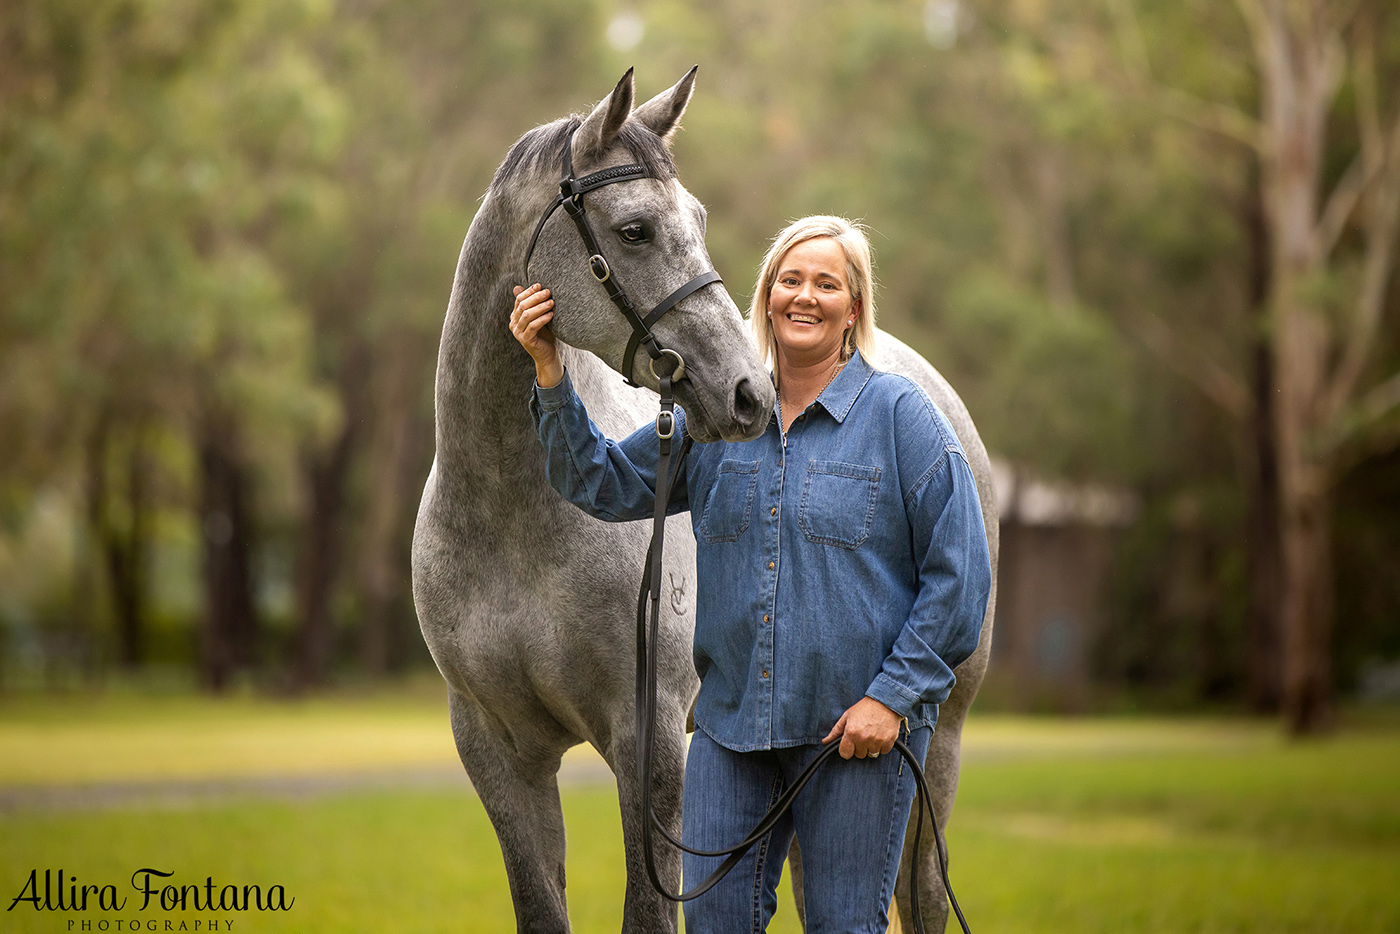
[2,0,1398,734]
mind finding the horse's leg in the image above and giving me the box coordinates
[889,719,960,934]
[786,837,808,929]
[450,690,571,934]
[603,709,686,934]
[894,644,990,934]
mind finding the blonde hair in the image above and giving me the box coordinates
[748,215,877,370]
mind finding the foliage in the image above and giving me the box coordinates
[0,0,1396,703]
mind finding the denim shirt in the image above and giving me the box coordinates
[531,350,992,752]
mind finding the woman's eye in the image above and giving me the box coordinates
[619,224,648,244]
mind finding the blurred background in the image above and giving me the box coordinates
[1,0,1398,735]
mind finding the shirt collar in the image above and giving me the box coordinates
[813,349,875,423]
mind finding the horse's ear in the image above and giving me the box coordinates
[573,68,635,164]
[632,65,697,144]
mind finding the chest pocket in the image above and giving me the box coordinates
[799,460,880,549]
[699,459,760,543]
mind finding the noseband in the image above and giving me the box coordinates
[522,128,723,390]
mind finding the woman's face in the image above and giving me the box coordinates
[768,237,858,365]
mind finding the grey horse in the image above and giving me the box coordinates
[412,68,997,934]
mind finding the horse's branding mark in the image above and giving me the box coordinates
[669,572,687,616]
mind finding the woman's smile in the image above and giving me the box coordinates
[768,237,858,361]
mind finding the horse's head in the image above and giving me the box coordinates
[504,68,773,443]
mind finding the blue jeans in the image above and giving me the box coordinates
[681,724,933,933]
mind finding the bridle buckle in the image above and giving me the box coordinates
[655,409,675,440]
[589,254,611,283]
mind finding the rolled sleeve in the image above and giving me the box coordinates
[867,448,991,721]
[866,672,922,719]
[529,368,689,523]
[532,374,578,414]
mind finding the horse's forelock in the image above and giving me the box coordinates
[490,116,677,195]
[612,122,677,181]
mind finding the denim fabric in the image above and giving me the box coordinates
[681,724,933,933]
[532,350,992,751]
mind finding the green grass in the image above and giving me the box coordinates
[1,691,1397,932]
[944,724,1400,933]
[0,679,463,785]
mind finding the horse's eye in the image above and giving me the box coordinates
[618,223,649,244]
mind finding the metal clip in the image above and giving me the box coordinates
[656,410,675,440]
[649,348,686,382]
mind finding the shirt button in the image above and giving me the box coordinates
[770,507,777,516]
[768,561,775,570]
[762,670,769,679]
[763,614,770,623]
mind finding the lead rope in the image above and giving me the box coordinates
[632,384,972,934]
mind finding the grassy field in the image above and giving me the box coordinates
[1,686,1397,932]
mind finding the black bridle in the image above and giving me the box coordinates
[522,127,723,391]
[524,128,970,934]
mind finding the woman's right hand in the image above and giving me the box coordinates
[511,283,565,389]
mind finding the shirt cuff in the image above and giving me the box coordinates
[865,673,921,720]
[533,368,574,412]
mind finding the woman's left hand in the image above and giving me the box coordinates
[822,697,902,760]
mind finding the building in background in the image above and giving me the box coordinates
[985,461,1137,711]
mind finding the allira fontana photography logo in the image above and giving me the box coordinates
[9,868,294,928]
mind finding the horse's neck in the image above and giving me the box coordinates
[430,189,648,508]
[432,209,549,493]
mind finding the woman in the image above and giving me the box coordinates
[511,215,991,932]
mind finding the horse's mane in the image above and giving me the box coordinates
[490,116,677,192]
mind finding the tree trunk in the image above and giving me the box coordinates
[70,418,110,686]
[291,430,353,688]
[1247,339,1283,711]
[1244,177,1282,712]
[292,341,369,688]
[83,414,152,671]
[357,337,423,675]
[198,414,259,691]
[1272,246,1338,734]
[1278,471,1334,731]
[103,427,149,669]
[1257,0,1339,734]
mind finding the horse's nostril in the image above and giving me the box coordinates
[733,378,762,427]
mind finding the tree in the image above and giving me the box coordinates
[961,0,1400,728]
[0,0,341,686]
[1229,0,1400,731]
